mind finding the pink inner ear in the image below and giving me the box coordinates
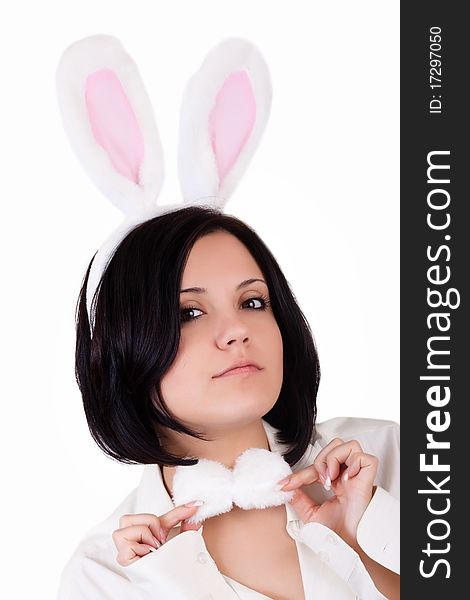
[209,70,256,185]
[85,69,145,184]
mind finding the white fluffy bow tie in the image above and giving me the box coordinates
[171,448,295,524]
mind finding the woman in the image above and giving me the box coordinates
[57,206,400,600]
[55,36,400,599]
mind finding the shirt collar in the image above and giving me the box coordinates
[135,418,323,525]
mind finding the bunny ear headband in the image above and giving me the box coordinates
[55,34,272,336]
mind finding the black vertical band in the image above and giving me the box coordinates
[401,2,467,596]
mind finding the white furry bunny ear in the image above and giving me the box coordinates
[56,35,273,334]
[178,37,272,208]
[55,34,165,219]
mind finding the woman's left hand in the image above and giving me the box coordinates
[279,438,379,548]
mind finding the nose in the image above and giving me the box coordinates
[226,335,249,347]
[216,316,250,349]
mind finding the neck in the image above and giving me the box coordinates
[161,418,271,498]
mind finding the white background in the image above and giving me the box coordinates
[1,1,399,597]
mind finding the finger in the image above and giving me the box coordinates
[288,487,321,524]
[342,452,378,483]
[116,541,155,567]
[180,517,204,533]
[321,440,363,482]
[278,464,321,491]
[312,438,345,480]
[113,524,161,551]
[119,513,166,545]
[159,504,203,540]
[119,506,200,544]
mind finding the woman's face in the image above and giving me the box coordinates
[160,231,283,433]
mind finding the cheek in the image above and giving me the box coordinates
[159,335,207,409]
[273,329,284,382]
[264,320,283,364]
[256,319,283,393]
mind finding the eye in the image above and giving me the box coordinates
[243,295,271,310]
[180,305,204,323]
[180,295,271,324]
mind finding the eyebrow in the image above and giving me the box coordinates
[180,278,267,294]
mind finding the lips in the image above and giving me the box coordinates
[214,360,261,378]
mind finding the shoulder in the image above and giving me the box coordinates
[57,533,129,598]
[57,487,140,598]
[314,415,399,444]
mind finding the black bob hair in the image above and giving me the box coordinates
[75,206,320,468]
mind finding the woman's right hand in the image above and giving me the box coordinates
[112,502,203,566]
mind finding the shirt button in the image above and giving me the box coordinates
[326,533,338,545]
[197,552,208,564]
[318,551,330,563]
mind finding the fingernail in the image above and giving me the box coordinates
[277,476,292,489]
[184,500,204,507]
[343,471,349,482]
[159,528,167,543]
[152,536,161,548]
[324,475,331,491]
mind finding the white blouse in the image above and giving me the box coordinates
[57,417,400,600]
[222,498,357,598]
[222,501,357,599]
